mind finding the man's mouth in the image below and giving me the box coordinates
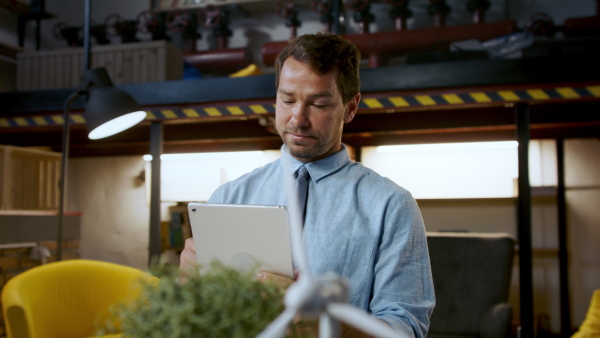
[287,132,312,142]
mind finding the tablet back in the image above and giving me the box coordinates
[188,202,294,279]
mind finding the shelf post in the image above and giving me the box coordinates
[149,121,163,264]
[557,138,572,336]
[516,102,534,338]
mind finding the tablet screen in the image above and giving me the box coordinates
[188,202,295,279]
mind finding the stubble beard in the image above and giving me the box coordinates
[279,129,325,160]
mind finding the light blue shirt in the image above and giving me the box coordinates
[209,145,435,337]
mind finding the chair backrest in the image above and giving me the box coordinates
[1,259,156,338]
[427,232,515,337]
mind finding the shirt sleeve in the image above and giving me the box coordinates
[369,191,436,337]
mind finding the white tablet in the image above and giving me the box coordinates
[188,202,295,279]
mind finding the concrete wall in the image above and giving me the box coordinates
[67,156,149,269]
[564,139,600,328]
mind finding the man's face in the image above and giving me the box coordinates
[275,57,359,163]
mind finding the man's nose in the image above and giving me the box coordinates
[290,104,309,127]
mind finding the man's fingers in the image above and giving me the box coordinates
[179,237,198,284]
[184,237,196,252]
[180,238,197,266]
[256,271,294,290]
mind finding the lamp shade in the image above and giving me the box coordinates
[82,68,147,140]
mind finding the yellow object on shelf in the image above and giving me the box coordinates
[229,63,263,78]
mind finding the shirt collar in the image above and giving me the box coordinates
[281,144,351,183]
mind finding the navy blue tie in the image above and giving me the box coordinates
[295,166,310,223]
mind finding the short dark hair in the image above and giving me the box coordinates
[274,32,361,104]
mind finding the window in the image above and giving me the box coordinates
[361,140,556,199]
[145,150,281,202]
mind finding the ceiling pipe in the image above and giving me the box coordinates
[311,0,334,33]
[184,5,251,76]
[428,0,451,27]
[467,0,491,24]
[198,5,232,50]
[344,0,381,67]
[164,9,199,53]
[386,0,412,31]
[344,0,374,35]
[262,20,518,67]
[276,0,301,38]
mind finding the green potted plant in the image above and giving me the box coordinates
[98,261,310,338]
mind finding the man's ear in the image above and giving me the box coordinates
[344,93,361,123]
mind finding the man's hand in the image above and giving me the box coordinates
[256,271,295,291]
[178,237,198,284]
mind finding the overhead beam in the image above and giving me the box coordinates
[3,50,600,114]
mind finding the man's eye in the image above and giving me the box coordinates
[313,104,327,109]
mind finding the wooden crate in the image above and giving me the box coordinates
[0,145,61,210]
[16,40,183,91]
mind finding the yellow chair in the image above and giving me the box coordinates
[572,289,600,338]
[1,259,157,338]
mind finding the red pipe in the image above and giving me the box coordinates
[185,47,251,75]
[562,16,600,37]
[262,40,289,66]
[562,0,600,38]
[262,20,518,67]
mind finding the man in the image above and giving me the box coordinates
[180,32,435,337]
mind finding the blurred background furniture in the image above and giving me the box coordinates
[1,259,157,338]
[427,232,515,338]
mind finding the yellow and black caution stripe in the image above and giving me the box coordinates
[145,104,276,120]
[2,85,599,128]
[0,113,86,128]
[0,105,277,128]
[359,85,600,109]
